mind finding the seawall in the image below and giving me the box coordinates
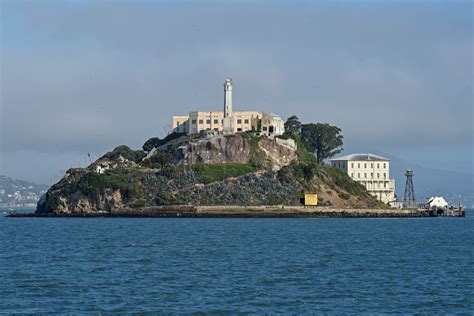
[7,205,464,218]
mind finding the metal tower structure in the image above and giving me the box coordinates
[403,169,416,208]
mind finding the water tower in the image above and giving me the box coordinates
[403,169,416,208]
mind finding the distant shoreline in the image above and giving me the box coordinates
[6,205,465,218]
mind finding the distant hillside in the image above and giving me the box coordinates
[380,154,473,208]
[0,175,49,209]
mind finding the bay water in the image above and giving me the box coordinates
[1,211,472,313]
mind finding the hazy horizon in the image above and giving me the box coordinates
[1,0,473,184]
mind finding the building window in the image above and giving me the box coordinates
[384,182,387,188]
[364,163,367,168]
[214,119,218,124]
[237,128,242,132]
[244,119,249,124]
[377,173,380,178]
[371,163,373,168]
[191,120,196,124]
[364,173,367,178]
[358,163,360,168]
[199,120,203,124]
[384,173,386,179]
[214,128,218,131]
[237,119,242,124]
[357,173,360,178]
[377,163,380,168]
[351,173,354,178]
[351,163,354,168]
[383,163,386,168]
[176,121,180,127]
[206,119,211,124]
[371,173,373,178]
[263,126,267,131]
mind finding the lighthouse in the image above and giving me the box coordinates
[222,78,235,133]
[224,78,233,118]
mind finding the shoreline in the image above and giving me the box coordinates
[6,205,465,218]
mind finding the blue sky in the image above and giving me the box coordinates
[1,0,472,184]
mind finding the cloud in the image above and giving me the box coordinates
[1,0,472,182]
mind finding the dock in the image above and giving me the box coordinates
[6,205,465,218]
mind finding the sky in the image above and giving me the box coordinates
[1,0,473,184]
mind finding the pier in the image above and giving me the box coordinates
[6,205,465,218]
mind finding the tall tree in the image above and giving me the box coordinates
[284,115,302,137]
[301,123,343,164]
[142,137,161,153]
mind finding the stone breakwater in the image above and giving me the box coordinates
[7,206,464,218]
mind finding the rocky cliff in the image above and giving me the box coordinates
[37,132,382,214]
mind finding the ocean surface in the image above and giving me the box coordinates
[1,211,472,313]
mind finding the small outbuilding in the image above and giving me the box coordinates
[426,196,448,209]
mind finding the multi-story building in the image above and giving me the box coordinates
[172,79,284,136]
[330,153,396,203]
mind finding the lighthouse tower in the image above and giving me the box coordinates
[224,78,233,117]
[222,78,235,133]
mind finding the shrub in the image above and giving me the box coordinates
[132,199,146,208]
[194,163,256,184]
[338,192,350,200]
[104,145,146,163]
[76,170,143,200]
[292,134,317,165]
[142,137,161,152]
[323,165,366,195]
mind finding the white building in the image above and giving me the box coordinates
[331,153,396,204]
[426,196,448,209]
[172,79,285,137]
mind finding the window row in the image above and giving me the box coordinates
[351,173,387,179]
[351,162,387,169]
[187,119,250,125]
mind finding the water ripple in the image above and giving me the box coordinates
[1,213,473,313]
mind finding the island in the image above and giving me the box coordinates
[10,79,464,218]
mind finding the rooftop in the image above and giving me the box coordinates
[331,153,390,161]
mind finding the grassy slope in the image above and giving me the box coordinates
[193,163,256,184]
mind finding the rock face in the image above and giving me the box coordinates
[158,134,297,170]
[36,133,382,214]
[173,135,251,165]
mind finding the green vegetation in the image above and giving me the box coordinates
[49,196,61,210]
[75,169,144,200]
[141,151,174,169]
[241,132,271,169]
[338,192,350,200]
[283,115,302,138]
[323,165,366,196]
[104,145,146,163]
[132,199,146,208]
[142,137,161,152]
[293,134,317,165]
[142,132,185,153]
[301,123,343,164]
[194,163,256,184]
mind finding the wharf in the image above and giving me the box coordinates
[6,205,465,218]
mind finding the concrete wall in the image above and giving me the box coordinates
[172,111,284,136]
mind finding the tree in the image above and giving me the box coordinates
[155,152,174,169]
[301,123,343,164]
[142,137,161,153]
[284,115,302,137]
